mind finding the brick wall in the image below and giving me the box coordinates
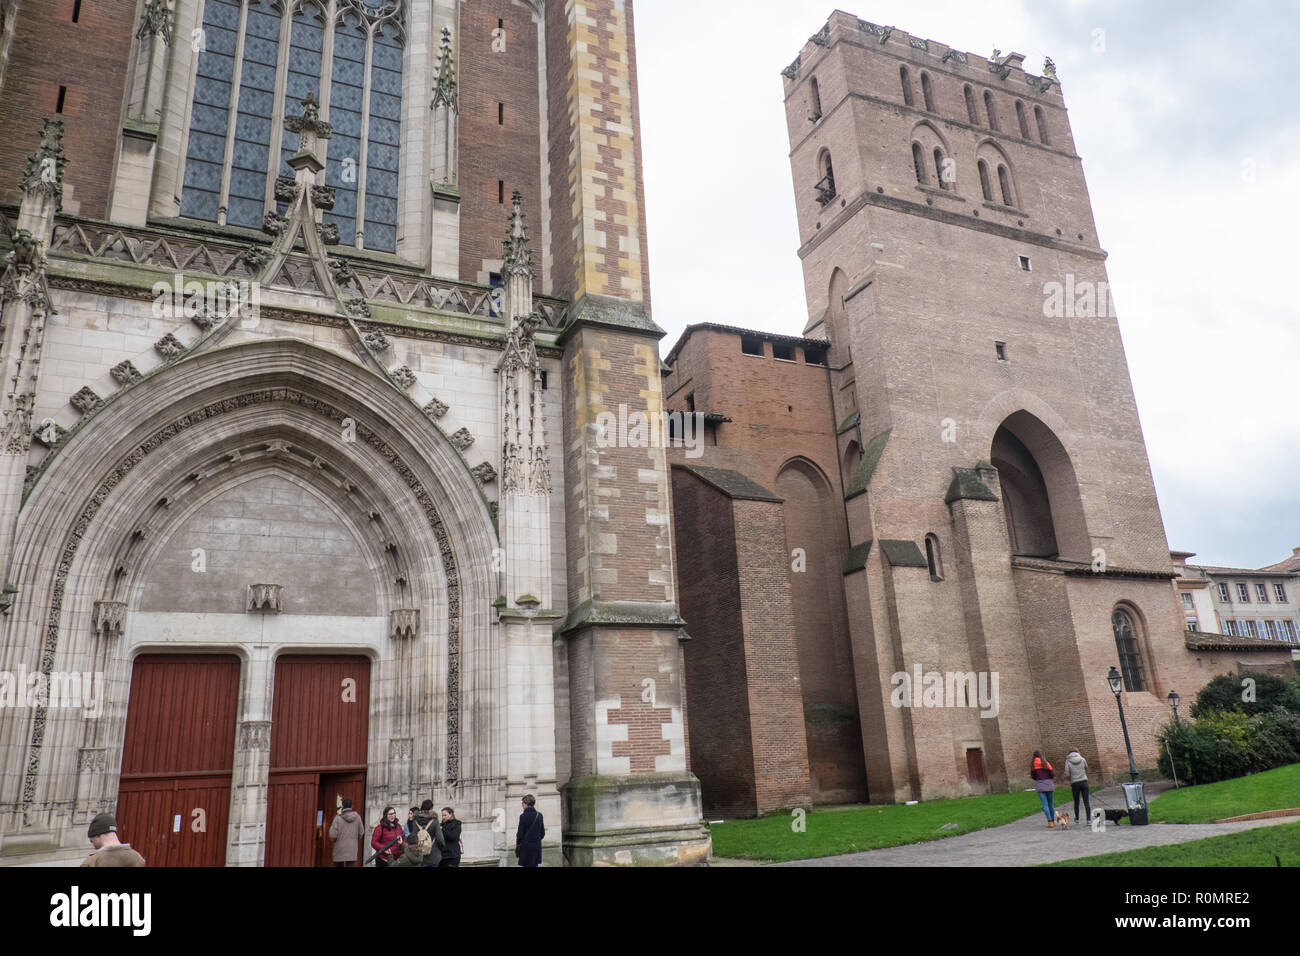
[458,2,543,287]
[0,0,136,217]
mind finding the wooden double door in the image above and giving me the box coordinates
[117,653,370,867]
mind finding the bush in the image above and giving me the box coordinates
[1189,671,1300,719]
[1158,707,1300,784]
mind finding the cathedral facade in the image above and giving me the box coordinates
[0,0,708,866]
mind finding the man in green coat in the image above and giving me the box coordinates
[390,832,425,867]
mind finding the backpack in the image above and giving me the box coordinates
[415,819,434,856]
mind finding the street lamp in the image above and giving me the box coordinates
[1167,690,1181,722]
[1164,690,1182,789]
[1107,666,1148,824]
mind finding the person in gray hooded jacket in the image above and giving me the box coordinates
[1064,749,1091,826]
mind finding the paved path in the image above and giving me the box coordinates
[714,786,1300,867]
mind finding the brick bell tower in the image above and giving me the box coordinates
[780,13,1186,800]
[548,0,710,865]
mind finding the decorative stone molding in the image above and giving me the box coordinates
[274,177,300,203]
[262,211,289,236]
[7,227,39,272]
[422,398,449,420]
[110,361,142,386]
[154,333,184,359]
[237,721,271,750]
[810,24,830,46]
[470,462,497,485]
[362,329,390,353]
[311,185,336,210]
[136,0,171,43]
[69,386,104,416]
[390,608,419,640]
[91,600,128,639]
[247,583,283,612]
[328,256,354,288]
[942,49,968,64]
[344,297,370,319]
[317,222,340,245]
[242,245,270,270]
[77,748,108,772]
[32,418,68,447]
[448,428,474,452]
[780,54,801,80]
[391,366,416,389]
[192,309,222,331]
[389,737,413,760]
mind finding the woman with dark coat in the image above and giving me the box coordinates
[515,794,545,867]
[1031,750,1057,827]
[407,799,445,867]
[371,806,404,866]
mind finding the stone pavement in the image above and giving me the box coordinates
[712,785,1300,867]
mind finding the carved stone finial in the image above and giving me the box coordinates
[18,118,68,210]
[391,366,417,389]
[154,333,185,360]
[1043,56,1058,79]
[991,48,1002,61]
[69,386,104,416]
[137,0,172,44]
[423,398,449,420]
[362,329,390,353]
[471,462,497,485]
[502,190,533,277]
[284,93,332,139]
[110,361,143,386]
[449,427,474,452]
[8,229,40,273]
[432,26,458,112]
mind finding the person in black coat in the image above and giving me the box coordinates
[515,794,544,867]
[439,807,462,868]
[407,799,444,867]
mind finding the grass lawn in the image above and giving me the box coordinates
[1147,763,1300,823]
[709,792,1040,862]
[1043,820,1300,867]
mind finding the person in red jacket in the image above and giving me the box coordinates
[1031,751,1057,827]
[371,806,405,866]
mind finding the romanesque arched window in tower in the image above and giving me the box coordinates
[998,163,1014,206]
[178,0,405,253]
[921,71,935,112]
[964,84,979,124]
[1112,607,1147,692]
[899,65,914,107]
[912,141,928,185]
[1015,100,1030,139]
[809,76,823,121]
[925,534,943,580]
[815,149,836,205]
[983,90,999,130]
[1035,105,1051,145]
[977,158,993,201]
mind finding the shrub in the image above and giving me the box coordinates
[1189,671,1300,719]
[1157,708,1299,784]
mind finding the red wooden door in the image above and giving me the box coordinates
[966,747,988,790]
[116,655,239,867]
[265,656,370,866]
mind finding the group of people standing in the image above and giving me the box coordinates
[1030,748,1092,826]
[330,794,545,867]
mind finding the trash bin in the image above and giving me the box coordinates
[1122,782,1148,826]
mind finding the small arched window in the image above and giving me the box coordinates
[809,76,823,121]
[1035,106,1050,145]
[912,141,928,185]
[984,90,999,130]
[1016,100,1030,138]
[933,147,949,190]
[964,85,979,124]
[1112,608,1146,692]
[925,534,944,580]
[921,71,935,112]
[900,66,914,106]
[978,159,993,201]
[998,164,1013,205]
[815,150,836,205]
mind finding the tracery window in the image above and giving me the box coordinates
[179,0,406,253]
[1111,608,1145,692]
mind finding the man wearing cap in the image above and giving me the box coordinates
[81,813,146,867]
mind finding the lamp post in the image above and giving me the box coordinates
[1164,690,1181,789]
[1107,666,1140,784]
[1108,666,1148,824]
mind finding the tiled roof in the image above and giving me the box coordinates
[674,465,782,502]
[1184,630,1298,652]
[1187,564,1298,579]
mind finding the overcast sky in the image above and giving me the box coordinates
[634,0,1300,571]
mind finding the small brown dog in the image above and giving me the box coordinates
[1054,810,1070,829]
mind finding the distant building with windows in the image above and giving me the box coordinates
[1176,550,1300,646]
